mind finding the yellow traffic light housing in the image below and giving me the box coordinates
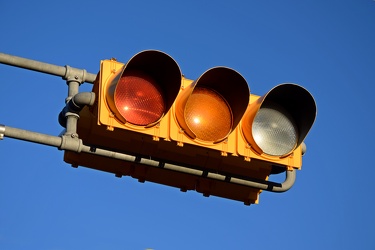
[174,67,249,144]
[97,50,181,138]
[238,84,316,169]
[169,67,249,154]
[64,50,317,205]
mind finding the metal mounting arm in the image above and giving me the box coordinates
[0,52,97,83]
[0,124,296,193]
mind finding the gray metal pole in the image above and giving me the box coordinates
[0,52,97,83]
[1,125,62,148]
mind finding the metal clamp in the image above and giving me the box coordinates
[63,65,88,85]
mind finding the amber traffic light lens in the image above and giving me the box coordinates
[252,102,298,156]
[114,70,165,126]
[185,87,232,142]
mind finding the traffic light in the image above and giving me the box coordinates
[96,50,181,137]
[64,50,316,205]
[237,84,316,169]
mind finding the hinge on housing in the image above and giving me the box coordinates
[244,143,251,162]
[106,112,115,131]
[287,153,294,171]
[177,128,184,147]
[153,123,160,141]
[221,139,228,156]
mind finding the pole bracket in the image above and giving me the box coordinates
[63,65,88,85]
[60,135,83,153]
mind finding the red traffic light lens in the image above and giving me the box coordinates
[114,70,165,126]
[185,87,232,142]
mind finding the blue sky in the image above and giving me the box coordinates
[1,1,374,249]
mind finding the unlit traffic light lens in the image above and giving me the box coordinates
[114,70,165,126]
[185,87,232,142]
[252,102,298,156]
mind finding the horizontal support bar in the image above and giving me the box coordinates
[2,125,62,148]
[0,52,97,83]
[0,124,295,192]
